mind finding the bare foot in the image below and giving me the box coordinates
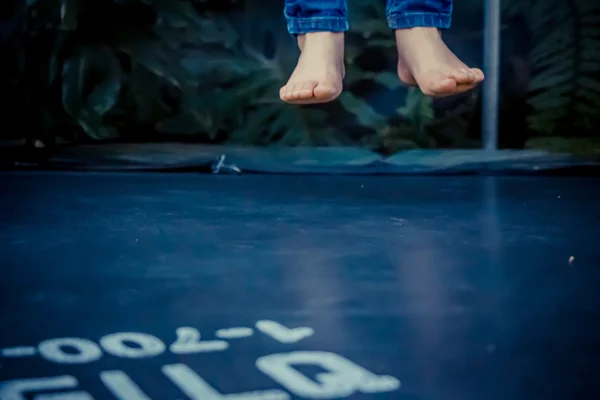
[280,32,345,104]
[395,27,484,97]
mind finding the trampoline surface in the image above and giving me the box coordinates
[1,171,599,400]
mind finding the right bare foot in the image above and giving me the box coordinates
[280,32,345,104]
[395,28,484,97]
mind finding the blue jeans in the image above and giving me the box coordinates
[284,0,452,34]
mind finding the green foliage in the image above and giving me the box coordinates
[344,0,438,150]
[3,0,239,141]
[503,0,600,136]
[526,136,600,157]
[1,0,438,149]
[174,47,348,146]
[3,0,599,152]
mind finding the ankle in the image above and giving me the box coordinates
[395,27,441,42]
[298,31,344,49]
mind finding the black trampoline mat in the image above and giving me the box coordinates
[1,171,600,400]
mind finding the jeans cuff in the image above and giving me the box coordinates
[287,17,349,35]
[388,13,452,30]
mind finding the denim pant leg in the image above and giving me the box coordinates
[284,0,349,35]
[386,0,452,30]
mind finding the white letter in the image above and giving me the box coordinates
[162,364,289,400]
[256,351,400,399]
[99,332,165,359]
[100,371,151,400]
[255,321,313,344]
[215,328,253,339]
[38,338,102,364]
[0,376,94,400]
[169,328,228,354]
[36,393,94,400]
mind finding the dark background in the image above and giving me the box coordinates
[1,0,599,156]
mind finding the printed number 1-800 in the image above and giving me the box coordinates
[1,322,400,399]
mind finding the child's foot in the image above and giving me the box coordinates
[395,27,484,97]
[280,32,345,104]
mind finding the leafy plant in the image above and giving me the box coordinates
[172,42,352,146]
[503,0,600,136]
[6,0,596,152]
[0,0,468,150]
[525,136,600,156]
[0,0,367,146]
[2,0,241,142]
[345,0,463,150]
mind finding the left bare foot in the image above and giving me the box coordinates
[395,27,484,97]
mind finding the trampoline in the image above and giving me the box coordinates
[2,0,600,397]
[1,163,600,400]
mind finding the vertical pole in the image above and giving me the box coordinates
[482,0,501,151]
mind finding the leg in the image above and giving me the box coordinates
[387,0,485,97]
[280,0,348,104]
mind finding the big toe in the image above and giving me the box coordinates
[313,81,341,101]
[418,69,481,97]
[418,70,457,96]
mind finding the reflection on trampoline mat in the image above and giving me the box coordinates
[1,172,599,400]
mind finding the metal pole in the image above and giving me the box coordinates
[482,0,501,151]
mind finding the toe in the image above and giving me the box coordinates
[418,70,457,96]
[470,68,485,82]
[287,83,305,101]
[297,81,318,100]
[280,84,293,101]
[281,83,305,102]
[448,68,474,84]
[281,81,320,104]
[420,67,481,96]
[433,77,458,95]
[313,82,340,101]
[418,69,483,97]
